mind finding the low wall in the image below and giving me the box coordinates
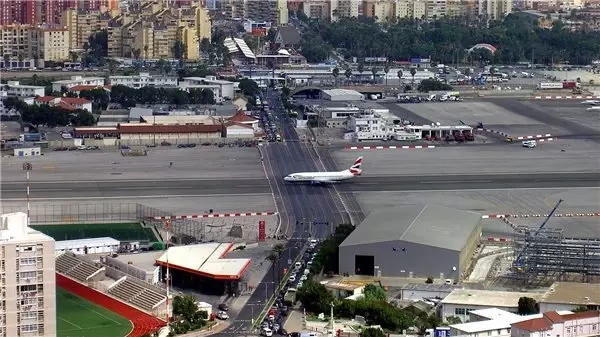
[103,255,158,284]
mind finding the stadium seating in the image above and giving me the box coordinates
[108,279,166,311]
[56,252,103,282]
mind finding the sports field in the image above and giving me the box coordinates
[57,287,132,337]
[31,222,157,242]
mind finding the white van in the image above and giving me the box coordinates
[522,140,537,148]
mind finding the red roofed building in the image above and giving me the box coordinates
[511,310,600,337]
[34,96,92,112]
[68,85,110,95]
[225,110,259,139]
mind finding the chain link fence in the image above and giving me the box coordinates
[0,203,140,224]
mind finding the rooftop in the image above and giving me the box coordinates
[155,243,250,280]
[0,212,54,244]
[340,204,481,251]
[52,76,105,84]
[56,237,120,251]
[540,282,600,306]
[139,115,218,125]
[321,281,364,291]
[441,289,542,307]
[451,309,574,334]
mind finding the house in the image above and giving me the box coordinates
[511,310,600,337]
[179,76,235,101]
[322,281,364,299]
[233,96,248,111]
[274,26,301,49]
[34,96,93,112]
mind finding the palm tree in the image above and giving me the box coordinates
[357,63,364,83]
[132,49,141,60]
[371,67,379,84]
[344,68,352,83]
[410,67,417,85]
[383,64,390,87]
[144,45,149,59]
[69,51,78,64]
[332,67,340,87]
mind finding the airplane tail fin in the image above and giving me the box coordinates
[349,156,363,176]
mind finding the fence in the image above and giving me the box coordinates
[0,203,140,225]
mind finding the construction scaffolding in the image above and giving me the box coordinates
[510,226,600,285]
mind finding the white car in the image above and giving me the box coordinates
[522,140,537,148]
[216,311,229,320]
[300,275,308,282]
[262,328,273,337]
[297,281,304,288]
[288,275,296,283]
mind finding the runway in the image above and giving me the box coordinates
[2,173,597,200]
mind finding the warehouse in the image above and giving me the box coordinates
[338,204,482,280]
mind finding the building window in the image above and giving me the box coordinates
[567,328,571,333]
[592,324,597,330]
[454,307,466,315]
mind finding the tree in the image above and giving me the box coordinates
[3,54,10,69]
[344,68,352,82]
[371,67,379,84]
[410,67,417,85]
[172,41,185,61]
[518,297,540,315]
[360,328,385,337]
[199,38,211,56]
[383,64,390,86]
[295,280,335,314]
[332,67,340,87]
[572,306,590,313]
[445,316,462,324]
[363,284,386,302]
[357,63,365,83]
[144,45,149,59]
[417,79,453,92]
[132,49,141,60]
[310,224,354,275]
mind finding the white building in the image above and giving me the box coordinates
[450,308,575,337]
[109,73,178,89]
[3,81,45,98]
[346,113,393,141]
[323,89,365,101]
[13,147,42,157]
[0,212,56,337]
[511,310,600,337]
[51,76,105,92]
[180,76,235,100]
[441,289,543,322]
[55,237,120,256]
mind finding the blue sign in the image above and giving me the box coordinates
[435,327,451,337]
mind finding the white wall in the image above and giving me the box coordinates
[442,303,518,323]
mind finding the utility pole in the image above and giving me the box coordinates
[22,162,32,226]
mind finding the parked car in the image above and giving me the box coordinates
[218,303,229,311]
[216,311,229,320]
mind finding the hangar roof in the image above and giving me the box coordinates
[340,204,481,251]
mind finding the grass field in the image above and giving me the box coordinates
[57,287,132,337]
[31,222,157,242]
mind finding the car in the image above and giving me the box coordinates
[261,328,273,337]
[288,275,296,283]
[218,303,229,311]
[216,311,229,320]
[300,275,308,282]
[297,281,304,288]
[289,332,301,337]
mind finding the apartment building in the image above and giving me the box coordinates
[303,0,332,19]
[0,0,41,26]
[0,25,69,65]
[0,212,56,337]
[426,0,447,20]
[106,4,210,60]
[364,0,395,22]
[477,0,513,20]
[61,9,112,51]
[109,72,179,88]
[331,0,360,20]
[396,0,427,19]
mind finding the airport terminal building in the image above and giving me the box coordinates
[339,204,482,280]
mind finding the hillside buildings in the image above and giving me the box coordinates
[0,24,70,67]
[219,0,289,25]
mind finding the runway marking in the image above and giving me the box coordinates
[340,187,600,193]
[2,188,73,192]
[0,193,274,201]
[419,180,493,184]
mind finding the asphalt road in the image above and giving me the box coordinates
[2,173,598,200]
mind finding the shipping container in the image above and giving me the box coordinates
[19,133,41,142]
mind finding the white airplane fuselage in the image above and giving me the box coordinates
[284,170,357,183]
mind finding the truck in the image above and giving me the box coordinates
[537,82,564,90]
[562,81,579,89]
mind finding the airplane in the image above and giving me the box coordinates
[581,100,600,105]
[284,156,363,184]
[587,106,600,111]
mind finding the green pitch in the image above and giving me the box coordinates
[31,222,157,242]
[56,288,132,337]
